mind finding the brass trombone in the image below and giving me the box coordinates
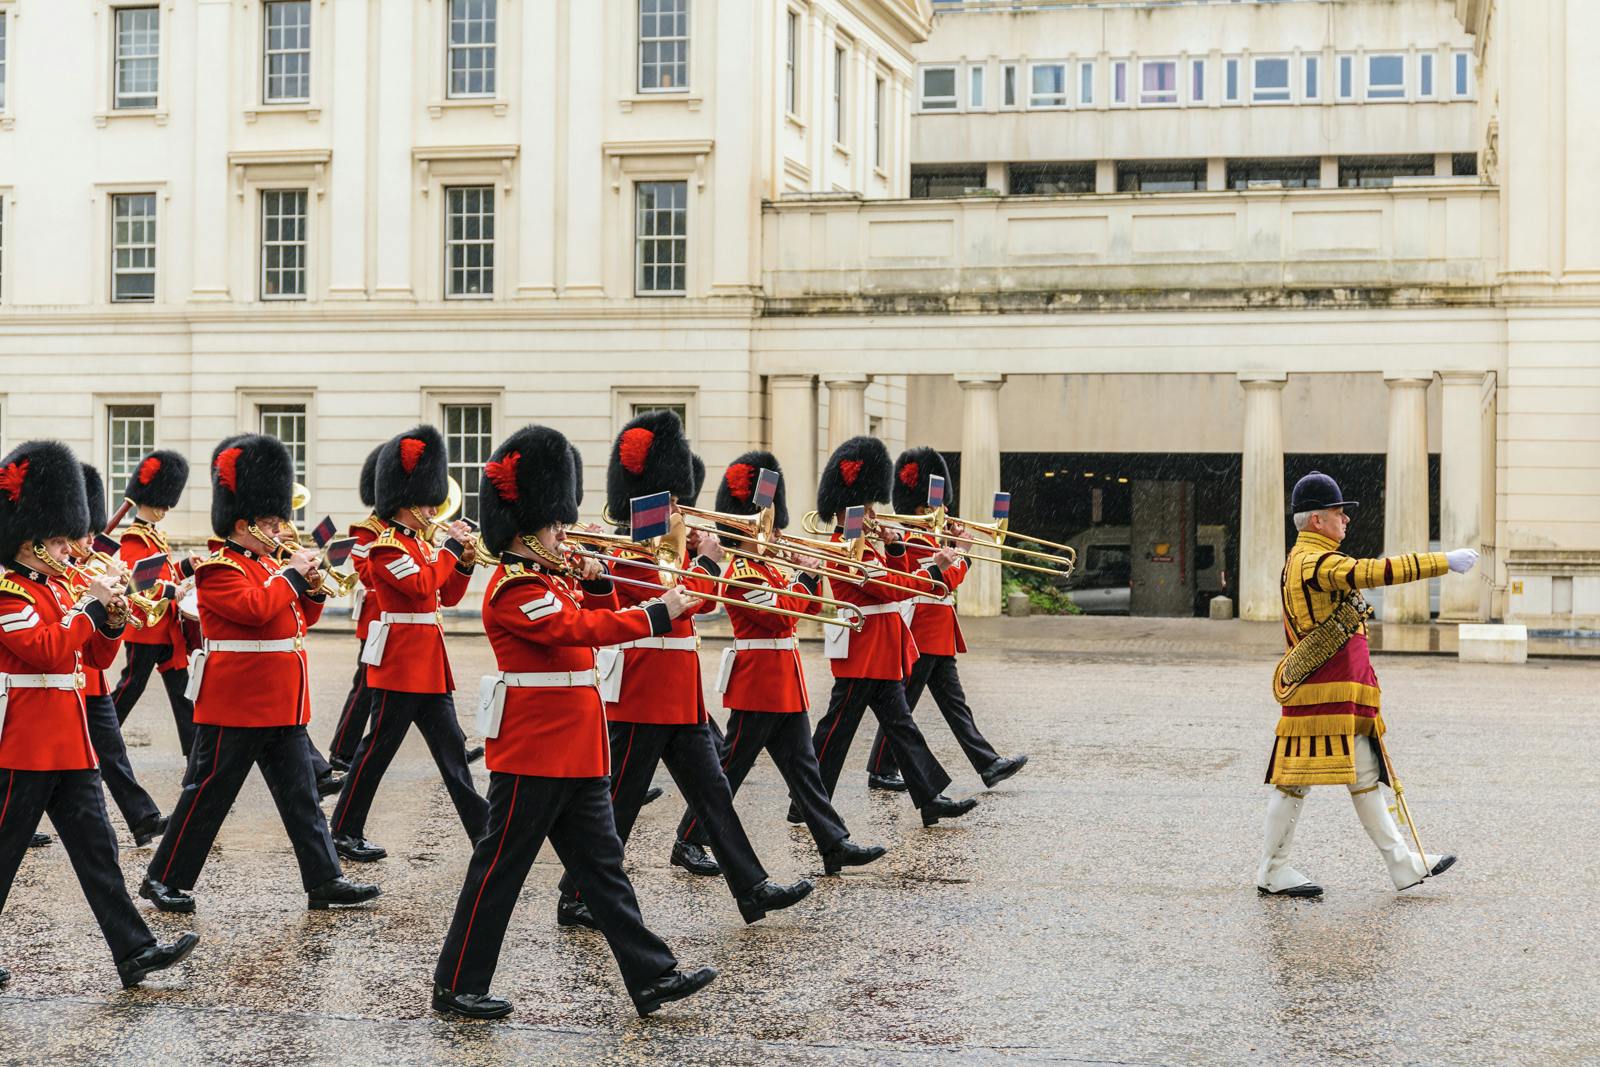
[801,508,1076,579]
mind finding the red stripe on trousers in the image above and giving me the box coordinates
[335,691,388,832]
[451,776,519,990]
[161,726,225,883]
[816,681,857,763]
[610,723,636,802]
[0,772,13,832]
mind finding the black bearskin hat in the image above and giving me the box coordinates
[123,449,189,509]
[569,444,585,508]
[681,453,707,508]
[892,447,952,516]
[716,450,789,530]
[0,441,90,562]
[816,435,892,523]
[479,425,580,556]
[376,425,449,519]
[358,445,382,510]
[605,410,694,525]
[209,434,294,538]
[82,464,108,536]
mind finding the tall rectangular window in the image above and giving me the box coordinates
[107,405,157,511]
[115,7,160,110]
[1453,51,1471,97]
[833,46,846,138]
[1079,61,1095,106]
[1002,64,1017,107]
[635,180,687,296]
[1111,60,1127,104]
[784,10,798,114]
[444,186,494,299]
[873,76,884,167]
[258,404,308,522]
[1252,56,1290,102]
[111,193,157,303]
[1418,52,1435,98]
[1338,54,1355,99]
[1366,54,1405,100]
[263,1,311,102]
[260,190,307,300]
[1029,64,1066,108]
[442,404,492,526]
[1140,60,1176,105]
[968,64,984,110]
[1224,57,1239,102]
[1190,59,1205,103]
[447,0,496,98]
[1303,56,1319,100]
[921,66,956,110]
[0,13,9,113]
[638,0,688,93]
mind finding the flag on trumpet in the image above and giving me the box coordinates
[130,553,167,592]
[842,506,866,543]
[92,533,122,557]
[927,475,946,509]
[310,515,339,548]
[752,468,781,510]
[324,537,357,569]
[993,492,1011,520]
[630,491,673,541]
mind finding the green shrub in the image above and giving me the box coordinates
[1001,539,1082,616]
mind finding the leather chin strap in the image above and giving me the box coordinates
[30,541,71,577]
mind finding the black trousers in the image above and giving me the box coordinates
[436,772,677,997]
[678,710,848,853]
[559,720,766,900]
[85,695,161,832]
[811,677,952,808]
[328,643,372,765]
[329,689,488,843]
[1,768,155,963]
[147,723,341,893]
[112,642,196,756]
[867,655,1000,778]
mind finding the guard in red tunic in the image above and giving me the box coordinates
[0,440,198,989]
[804,436,976,826]
[140,435,379,915]
[109,449,198,755]
[330,426,488,862]
[556,411,812,928]
[863,448,1027,793]
[670,452,885,877]
[75,463,166,846]
[327,445,384,772]
[432,424,717,1020]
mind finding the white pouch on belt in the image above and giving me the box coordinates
[822,623,850,660]
[595,646,624,703]
[350,582,366,621]
[476,674,507,739]
[715,646,736,694]
[183,649,209,702]
[360,621,390,667]
[897,601,917,629]
[0,677,9,741]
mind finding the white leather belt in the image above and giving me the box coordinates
[381,611,440,624]
[502,670,599,688]
[618,636,699,651]
[854,603,905,617]
[908,595,955,607]
[1,673,84,690]
[733,638,798,651]
[206,638,301,653]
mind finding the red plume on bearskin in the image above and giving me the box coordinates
[891,446,951,515]
[0,442,91,561]
[375,425,448,518]
[724,462,755,501]
[400,437,426,473]
[208,435,294,539]
[815,436,892,522]
[138,456,162,485]
[214,448,242,493]
[898,461,920,489]
[123,449,189,508]
[605,410,692,525]
[0,460,27,503]
[485,452,521,502]
[714,450,788,529]
[619,428,654,475]
[839,460,863,486]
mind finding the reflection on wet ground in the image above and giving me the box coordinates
[1,622,1595,1064]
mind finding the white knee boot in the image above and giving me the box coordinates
[1256,789,1321,896]
[1350,786,1438,890]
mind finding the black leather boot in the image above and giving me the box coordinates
[333,834,387,862]
[669,840,721,876]
[432,984,513,1020]
[632,967,717,1017]
[920,794,978,827]
[140,877,196,914]
[29,832,50,848]
[980,754,1028,789]
[307,876,381,910]
[822,838,887,875]
[131,814,168,848]
[736,879,814,924]
[867,771,907,792]
[118,933,200,988]
[557,893,597,930]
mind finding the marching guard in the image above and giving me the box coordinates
[432,425,716,1020]
[863,448,1027,792]
[110,449,198,755]
[557,411,813,927]
[671,452,886,877]
[803,436,976,826]
[330,426,488,862]
[1257,471,1473,897]
[0,440,198,988]
[327,446,384,772]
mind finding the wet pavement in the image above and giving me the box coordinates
[1,621,1594,1065]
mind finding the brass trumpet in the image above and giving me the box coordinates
[276,488,363,596]
[63,552,165,628]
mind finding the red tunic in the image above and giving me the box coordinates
[364,524,472,694]
[189,545,324,728]
[482,562,665,777]
[0,568,124,771]
[118,522,188,668]
[602,543,719,726]
[346,517,385,641]
[900,533,969,657]
[826,535,940,681]
[721,556,819,713]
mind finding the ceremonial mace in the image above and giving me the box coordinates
[1374,733,1429,868]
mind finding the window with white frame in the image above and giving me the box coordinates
[258,403,308,522]
[784,10,798,114]
[1366,53,1404,100]
[114,7,160,110]
[873,76,884,167]
[1337,54,1355,100]
[107,405,156,510]
[1079,61,1095,106]
[1190,59,1204,103]
[638,0,688,93]
[0,12,9,113]
[1140,60,1177,105]
[1252,56,1290,103]
[260,189,307,301]
[444,186,494,299]
[1001,64,1017,107]
[630,401,687,423]
[968,64,984,110]
[1111,60,1128,105]
[442,403,492,525]
[263,1,311,103]
[921,66,956,110]
[1303,55,1319,100]
[1224,57,1240,102]
[635,180,686,296]
[833,46,846,139]
[447,0,496,98]
[1452,51,1471,98]
[1029,63,1066,108]
[1417,52,1435,99]
[111,192,157,302]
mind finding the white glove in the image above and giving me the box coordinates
[1445,548,1479,574]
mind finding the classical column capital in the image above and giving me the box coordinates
[769,373,817,388]
[1436,369,1490,384]
[1382,372,1433,387]
[1237,372,1287,390]
[821,374,870,387]
[954,373,1005,389]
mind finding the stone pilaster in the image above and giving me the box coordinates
[1238,375,1287,622]
[956,374,1004,618]
[1383,376,1433,624]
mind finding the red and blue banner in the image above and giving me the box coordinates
[842,505,865,543]
[753,468,780,510]
[325,537,357,569]
[129,553,167,592]
[631,491,673,541]
[993,492,1011,520]
[310,515,338,547]
[92,533,121,557]
[927,475,945,509]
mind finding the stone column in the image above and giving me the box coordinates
[1238,375,1287,622]
[824,376,868,451]
[768,375,818,523]
[1382,376,1433,624]
[1438,372,1490,622]
[956,374,1004,618]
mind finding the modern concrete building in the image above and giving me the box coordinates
[0,0,1595,629]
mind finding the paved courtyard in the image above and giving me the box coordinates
[0,618,1593,1065]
